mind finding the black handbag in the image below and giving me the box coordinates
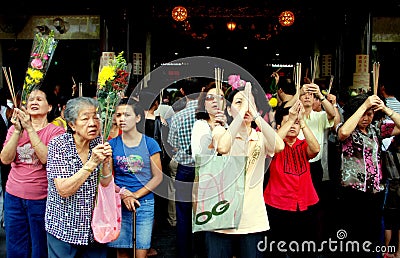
[382,149,400,209]
[382,149,400,180]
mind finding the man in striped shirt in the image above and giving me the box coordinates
[167,79,200,258]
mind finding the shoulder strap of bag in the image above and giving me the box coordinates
[390,149,400,179]
[153,116,161,141]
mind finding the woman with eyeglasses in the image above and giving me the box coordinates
[191,81,227,160]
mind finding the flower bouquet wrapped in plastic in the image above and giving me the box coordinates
[97,51,132,141]
[21,30,58,105]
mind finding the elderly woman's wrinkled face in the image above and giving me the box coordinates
[69,105,100,140]
[358,108,374,130]
[27,90,52,117]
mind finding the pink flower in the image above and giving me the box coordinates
[228,74,245,90]
[266,93,272,99]
[43,54,49,60]
[31,58,43,69]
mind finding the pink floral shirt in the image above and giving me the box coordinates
[339,121,394,193]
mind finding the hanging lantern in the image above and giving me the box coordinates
[227,21,237,31]
[278,11,295,27]
[171,6,188,22]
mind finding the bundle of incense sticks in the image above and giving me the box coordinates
[294,63,302,99]
[327,75,334,95]
[214,67,224,95]
[214,67,224,110]
[311,54,319,83]
[2,67,17,107]
[373,62,380,96]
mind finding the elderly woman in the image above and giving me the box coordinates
[337,93,400,257]
[45,97,113,258]
[0,89,65,258]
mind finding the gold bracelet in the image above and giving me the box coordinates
[100,172,113,179]
[82,167,93,173]
[32,140,41,148]
[389,110,395,118]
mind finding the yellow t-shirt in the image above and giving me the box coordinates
[51,116,67,130]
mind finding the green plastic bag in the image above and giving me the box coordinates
[192,155,246,233]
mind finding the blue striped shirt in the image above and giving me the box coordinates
[167,99,197,165]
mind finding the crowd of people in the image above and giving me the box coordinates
[0,68,400,258]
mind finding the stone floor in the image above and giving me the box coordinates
[150,221,177,258]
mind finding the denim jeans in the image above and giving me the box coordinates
[175,164,195,258]
[107,198,155,249]
[4,192,47,258]
[47,232,107,258]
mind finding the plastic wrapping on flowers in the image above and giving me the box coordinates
[96,51,131,141]
[21,30,58,106]
[268,74,278,108]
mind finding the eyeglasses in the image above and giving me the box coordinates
[205,94,224,101]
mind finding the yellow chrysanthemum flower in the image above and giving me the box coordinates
[98,66,116,89]
[269,97,278,108]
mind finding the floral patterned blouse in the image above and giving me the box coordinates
[339,121,394,193]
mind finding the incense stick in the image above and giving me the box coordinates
[2,67,17,108]
[294,63,302,100]
[327,75,334,95]
[311,54,319,83]
[214,67,224,110]
[214,67,223,95]
[8,67,17,107]
[373,62,380,96]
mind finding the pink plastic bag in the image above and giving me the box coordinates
[91,179,122,243]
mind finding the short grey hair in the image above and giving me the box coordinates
[64,97,99,126]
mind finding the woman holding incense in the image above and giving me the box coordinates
[0,88,65,258]
[337,93,400,257]
[206,82,284,257]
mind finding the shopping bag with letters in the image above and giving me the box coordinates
[192,155,246,233]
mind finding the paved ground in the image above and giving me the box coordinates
[151,221,177,258]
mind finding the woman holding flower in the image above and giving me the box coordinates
[107,98,163,258]
[45,97,113,258]
[0,89,65,258]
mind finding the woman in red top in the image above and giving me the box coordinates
[264,100,320,257]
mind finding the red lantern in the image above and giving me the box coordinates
[172,6,188,22]
[279,11,295,27]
